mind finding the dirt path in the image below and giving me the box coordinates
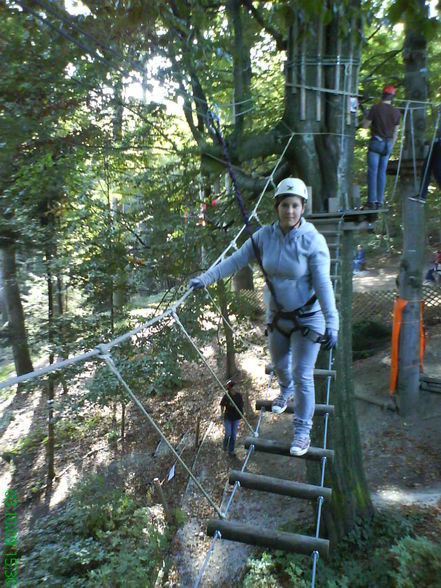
[171,395,313,587]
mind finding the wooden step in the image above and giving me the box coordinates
[314,368,336,378]
[256,399,335,416]
[229,470,332,501]
[420,374,441,394]
[244,437,334,462]
[207,519,329,558]
[265,365,336,378]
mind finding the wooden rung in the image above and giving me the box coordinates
[420,374,441,385]
[207,519,329,559]
[229,470,332,501]
[265,365,336,378]
[420,381,441,394]
[244,437,334,462]
[256,399,335,416]
[314,368,336,377]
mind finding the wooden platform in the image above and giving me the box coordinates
[306,208,387,225]
[420,374,441,394]
[305,209,387,233]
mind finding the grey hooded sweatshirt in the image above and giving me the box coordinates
[198,219,339,332]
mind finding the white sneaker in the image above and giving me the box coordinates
[290,435,311,456]
[271,395,291,414]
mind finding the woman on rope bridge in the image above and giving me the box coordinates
[189,178,338,457]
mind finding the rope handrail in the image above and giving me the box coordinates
[0,289,192,391]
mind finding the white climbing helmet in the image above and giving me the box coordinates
[274,178,308,200]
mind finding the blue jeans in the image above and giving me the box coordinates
[367,137,393,206]
[353,259,365,272]
[223,418,240,454]
[268,312,325,437]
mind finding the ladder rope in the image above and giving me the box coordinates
[310,214,344,586]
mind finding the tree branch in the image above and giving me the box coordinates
[241,0,286,51]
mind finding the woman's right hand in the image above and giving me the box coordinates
[189,277,205,290]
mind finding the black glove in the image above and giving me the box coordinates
[189,277,205,290]
[322,328,338,350]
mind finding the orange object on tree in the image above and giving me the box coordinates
[390,298,426,395]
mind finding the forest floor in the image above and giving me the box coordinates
[1,252,441,587]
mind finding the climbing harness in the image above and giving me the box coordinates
[207,109,324,345]
[267,294,322,343]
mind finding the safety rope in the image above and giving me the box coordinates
[390,101,410,202]
[207,110,288,314]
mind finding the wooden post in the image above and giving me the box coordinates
[292,17,297,94]
[316,19,323,122]
[300,36,306,120]
[153,478,174,525]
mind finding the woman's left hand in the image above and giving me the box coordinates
[322,328,338,350]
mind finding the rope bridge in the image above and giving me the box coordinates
[1,135,342,587]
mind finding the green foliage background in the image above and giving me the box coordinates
[1,0,441,585]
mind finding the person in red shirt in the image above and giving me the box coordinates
[361,85,401,209]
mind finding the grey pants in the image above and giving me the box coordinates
[268,312,325,437]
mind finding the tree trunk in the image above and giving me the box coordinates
[232,266,254,291]
[1,242,33,375]
[121,402,126,443]
[0,261,8,326]
[282,6,361,211]
[46,255,55,486]
[217,279,236,378]
[396,5,427,416]
[309,230,373,543]
[226,0,252,139]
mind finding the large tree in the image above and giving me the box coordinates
[395,0,429,415]
[64,0,369,538]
